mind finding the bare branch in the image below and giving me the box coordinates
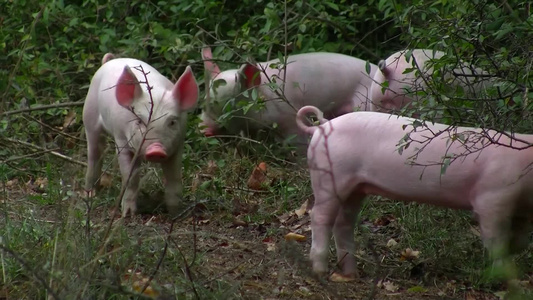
[2,137,87,167]
[0,101,84,117]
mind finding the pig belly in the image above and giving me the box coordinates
[357,181,473,210]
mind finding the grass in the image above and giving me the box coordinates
[0,119,531,299]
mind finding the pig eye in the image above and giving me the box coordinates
[168,117,179,127]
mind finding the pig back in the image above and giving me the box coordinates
[247,53,376,135]
[260,53,377,112]
[308,111,533,208]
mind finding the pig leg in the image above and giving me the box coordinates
[475,193,516,279]
[331,192,365,280]
[310,187,342,275]
[161,152,183,215]
[84,126,107,196]
[116,147,141,217]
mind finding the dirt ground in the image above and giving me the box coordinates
[116,197,523,300]
[2,177,531,300]
[122,212,513,300]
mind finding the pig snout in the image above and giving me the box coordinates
[145,143,167,161]
[199,114,220,137]
[203,127,217,137]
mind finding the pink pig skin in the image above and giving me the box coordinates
[200,47,378,145]
[296,105,532,280]
[370,49,489,114]
[83,53,198,217]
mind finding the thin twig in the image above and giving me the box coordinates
[2,137,87,167]
[0,101,84,117]
[1,148,60,164]
[26,114,86,143]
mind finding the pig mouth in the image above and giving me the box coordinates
[201,125,221,137]
[145,143,168,162]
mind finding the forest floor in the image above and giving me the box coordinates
[2,170,531,300]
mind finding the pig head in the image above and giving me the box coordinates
[370,49,491,115]
[83,53,199,217]
[200,47,377,146]
[296,105,532,281]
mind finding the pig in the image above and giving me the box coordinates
[83,53,199,217]
[296,105,532,281]
[370,49,490,114]
[200,47,378,146]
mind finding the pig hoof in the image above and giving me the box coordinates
[121,210,135,218]
[121,203,137,218]
[85,189,96,198]
[329,272,357,282]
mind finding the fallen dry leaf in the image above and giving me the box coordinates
[382,280,399,292]
[99,172,113,188]
[400,248,420,261]
[294,199,308,217]
[206,160,218,175]
[62,110,77,129]
[277,212,293,224]
[35,177,48,189]
[191,174,201,192]
[386,238,398,248]
[266,242,276,252]
[232,217,248,227]
[469,225,481,237]
[6,179,18,187]
[247,162,268,190]
[374,214,396,226]
[26,177,48,193]
[124,270,160,298]
[132,281,159,298]
[263,237,276,252]
[284,232,306,242]
[329,272,357,282]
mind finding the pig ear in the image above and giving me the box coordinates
[172,66,199,111]
[202,47,221,78]
[116,65,143,107]
[240,63,262,89]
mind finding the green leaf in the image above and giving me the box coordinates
[441,157,452,175]
[325,2,339,11]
